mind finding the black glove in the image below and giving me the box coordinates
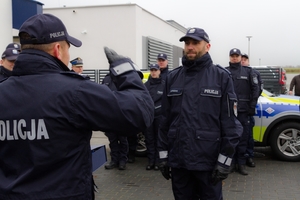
[104,47,142,78]
[104,47,126,65]
[248,108,256,116]
[159,161,171,180]
[211,165,229,185]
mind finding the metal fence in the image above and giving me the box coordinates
[81,69,109,84]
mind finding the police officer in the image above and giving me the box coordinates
[144,63,165,170]
[157,27,241,200]
[0,13,154,200]
[156,53,169,80]
[0,47,19,81]
[127,71,144,163]
[102,73,129,170]
[226,48,260,175]
[70,57,84,74]
[241,53,263,168]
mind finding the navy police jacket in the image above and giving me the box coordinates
[0,65,12,81]
[157,53,241,171]
[144,76,165,117]
[226,63,260,113]
[160,66,169,81]
[0,49,154,200]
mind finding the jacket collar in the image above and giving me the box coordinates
[182,53,213,70]
[12,49,70,76]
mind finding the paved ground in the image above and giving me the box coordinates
[91,132,300,200]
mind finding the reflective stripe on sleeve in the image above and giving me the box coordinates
[111,62,134,75]
[159,151,168,159]
[218,154,232,166]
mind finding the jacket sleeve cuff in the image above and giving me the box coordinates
[159,151,168,159]
[218,154,232,166]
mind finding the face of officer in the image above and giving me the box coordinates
[0,59,15,71]
[150,68,161,78]
[72,65,83,74]
[184,38,210,61]
[60,41,71,67]
[157,58,168,70]
[230,54,242,64]
[241,57,249,66]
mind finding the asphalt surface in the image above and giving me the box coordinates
[91,132,300,200]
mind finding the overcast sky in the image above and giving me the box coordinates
[39,0,300,67]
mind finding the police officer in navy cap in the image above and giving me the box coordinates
[157,27,241,200]
[225,48,260,175]
[0,48,19,81]
[156,53,169,80]
[241,52,263,168]
[144,63,165,170]
[70,57,84,74]
[0,13,154,200]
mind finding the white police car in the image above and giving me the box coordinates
[254,89,300,161]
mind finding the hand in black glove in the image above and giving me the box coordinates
[211,165,229,186]
[104,46,127,65]
[159,161,171,180]
[248,108,256,116]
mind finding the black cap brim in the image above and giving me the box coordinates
[67,35,82,47]
[6,55,18,61]
[179,35,204,42]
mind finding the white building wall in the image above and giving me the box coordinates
[0,0,13,51]
[45,4,185,70]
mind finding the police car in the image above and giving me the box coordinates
[254,89,300,161]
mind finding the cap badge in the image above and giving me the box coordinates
[188,28,196,33]
[12,49,18,54]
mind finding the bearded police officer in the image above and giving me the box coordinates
[0,13,154,200]
[157,27,241,200]
[226,48,260,175]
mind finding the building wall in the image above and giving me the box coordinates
[45,4,185,70]
[0,0,13,50]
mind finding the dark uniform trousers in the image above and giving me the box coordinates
[171,168,222,200]
[234,112,250,164]
[105,132,128,164]
[145,116,160,165]
[246,116,255,158]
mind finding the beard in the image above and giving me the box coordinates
[185,51,205,61]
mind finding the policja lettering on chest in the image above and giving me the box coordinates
[0,119,49,141]
[203,89,219,95]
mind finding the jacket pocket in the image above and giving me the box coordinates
[167,88,182,97]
